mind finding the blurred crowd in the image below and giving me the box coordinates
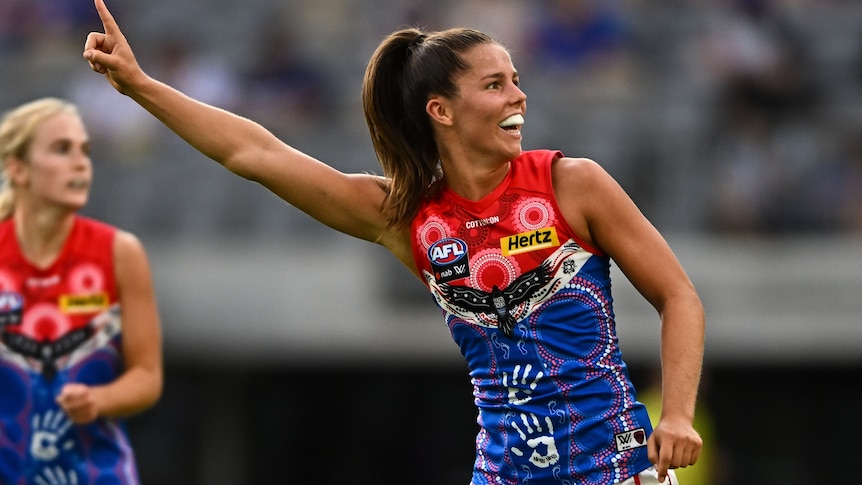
[2,0,861,238]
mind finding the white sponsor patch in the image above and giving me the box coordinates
[615,428,647,452]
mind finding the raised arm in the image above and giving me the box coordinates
[553,157,705,482]
[82,0,391,244]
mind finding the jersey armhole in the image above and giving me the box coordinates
[543,151,606,257]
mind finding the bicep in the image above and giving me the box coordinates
[555,158,693,310]
[113,231,162,372]
[230,142,418,274]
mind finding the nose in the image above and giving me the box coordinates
[512,83,527,105]
[73,146,91,168]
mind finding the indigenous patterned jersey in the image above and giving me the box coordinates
[0,216,139,485]
[412,150,653,484]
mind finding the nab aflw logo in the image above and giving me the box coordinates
[428,238,470,284]
[614,428,647,452]
[0,290,24,326]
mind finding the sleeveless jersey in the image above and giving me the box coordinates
[412,150,653,484]
[0,216,139,484]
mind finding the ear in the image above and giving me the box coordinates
[4,156,28,188]
[426,96,454,126]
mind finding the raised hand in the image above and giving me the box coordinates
[82,0,144,94]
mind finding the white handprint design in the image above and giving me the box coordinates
[34,466,79,485]
[30,410,74,461]
[502,364,543,405]
[510,412,560,468]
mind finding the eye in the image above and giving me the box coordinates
[53,140,73,155]
[487,81,501,89]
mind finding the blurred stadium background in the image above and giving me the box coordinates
[2,0,860,483]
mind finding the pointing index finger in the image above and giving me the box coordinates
[94,0,120,35]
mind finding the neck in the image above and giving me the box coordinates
[441,159,511,201]
[14,208,76,269]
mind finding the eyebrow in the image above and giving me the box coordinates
[46,136,90,149]
[48,137,74,146]
[479,70,518,81]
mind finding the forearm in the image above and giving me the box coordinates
[92,366,163,418]
[124,72,278,177]
[657,293,705,422]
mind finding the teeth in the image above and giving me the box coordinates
[499,114,524,128]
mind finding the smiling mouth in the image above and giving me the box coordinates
[499,114,524,133]
[68,179,89,189]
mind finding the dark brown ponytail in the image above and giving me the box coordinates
[362,27,495,229]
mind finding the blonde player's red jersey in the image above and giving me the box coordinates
[0,215,140,484]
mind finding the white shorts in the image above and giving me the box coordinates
[617,466,680,485]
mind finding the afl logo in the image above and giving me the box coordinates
[0,290,24,327]
[428,238,468,264]
[428,238,471,284]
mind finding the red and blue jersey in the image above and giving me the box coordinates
[412,150,653,484]
[0,216,139,485]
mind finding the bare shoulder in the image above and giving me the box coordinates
[551,156,630,251]
[552,156,610,188]
[112,229,152,277]
[113,229,146,256]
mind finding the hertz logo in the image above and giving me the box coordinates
[60,293,110,314]
[500,227,559,256]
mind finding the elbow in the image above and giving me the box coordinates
[655,285,705,322]
[219,129,281,181]
[219,153,253,180]
[147,368,165,408]
[133,367,164,415]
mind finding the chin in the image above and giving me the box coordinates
[505,145,523,160]
[65,199,89,211]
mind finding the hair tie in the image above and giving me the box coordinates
[408,34,427,53]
